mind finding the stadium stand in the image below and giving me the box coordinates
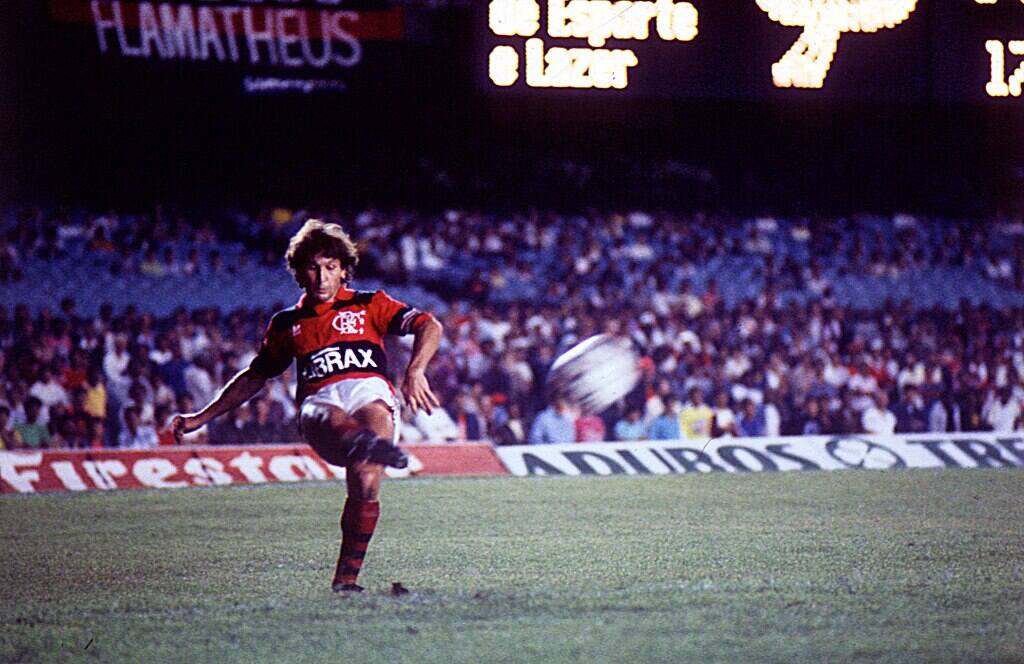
[4,206,1024,449]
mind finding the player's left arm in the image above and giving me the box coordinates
[402,314,443,415]
[372,290,443,414]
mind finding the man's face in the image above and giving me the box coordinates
[302,253,346,303]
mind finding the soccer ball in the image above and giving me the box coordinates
[547,334,641,414]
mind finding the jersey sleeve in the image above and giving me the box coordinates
[370,290,424,337]
[249,315,293,378]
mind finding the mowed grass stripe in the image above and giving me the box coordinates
[2,468,1022,663]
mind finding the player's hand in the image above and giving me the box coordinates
[401,368,440,415]
[169,413,203,444]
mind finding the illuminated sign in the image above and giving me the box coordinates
[84,0,369,67]
[756,0,918,89]
[487,0,698,89]
[47,0,407,93]
[482,0,1024,101]
[979,2,1024,98]
[985,39,1024,96]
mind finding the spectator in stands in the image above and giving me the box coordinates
[88,226,114,253]
[242,398,281,443]
[103,333,131,388]
[149,333,174,367]
[644,378,676,423]
[679,388,713,441]
[794,397,825,435]
[848,360,880,413]
[154,404,176,446]
[58,386,95,449]
[493,402,527,445]
[62,349,89,392]
[895,384,929,433]
[862,392,897,434]
[184,353,216,407]
[575,410,607,442]
[183,248,201,276]
[736,399,766,437]
[86,419,105,449]
[82,366,107,422]
[450,391,484,441]
[44,319,73,361]
[613,407,646,441]
[161,247,180,276]
[211,402,250,445]
[29,365,68,425]
[835,390,862,434]
[983,386,1021,433]
[529,397,576,444]
[711,391,738,437]
[0,405,21,449]
[118,406,158,449]
[2,383,27,428]
[14,397,50,449]
[928,389,962,432]
[478,394,508,435]
[122,382,155,426]
[150,372,176,410]
[140,248,165,277]
[47,402,70,448]
[648,396,681,440]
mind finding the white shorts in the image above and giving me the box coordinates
[300,377,400,444]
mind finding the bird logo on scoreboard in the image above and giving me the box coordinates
[756,0,918,88]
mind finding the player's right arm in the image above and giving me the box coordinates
[172,311,293,441]
[171,367,268,440]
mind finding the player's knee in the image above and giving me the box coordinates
[353,400,394,439]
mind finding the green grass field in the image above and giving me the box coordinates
[2,468,1023,664]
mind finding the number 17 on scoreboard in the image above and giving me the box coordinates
[986,39,1024,96]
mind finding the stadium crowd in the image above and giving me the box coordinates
[4,206,1024,449]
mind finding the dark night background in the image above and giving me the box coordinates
[1,0,1022,216]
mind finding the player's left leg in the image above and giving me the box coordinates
[331,400,395,593]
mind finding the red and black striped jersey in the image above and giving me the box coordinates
[249,288,423,403]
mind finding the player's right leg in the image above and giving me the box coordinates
[298,399,406,593]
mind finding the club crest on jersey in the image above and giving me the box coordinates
[292,324,302,337]
[332,310,366,336]
[302,345,378,381]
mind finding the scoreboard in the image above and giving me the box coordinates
[37,0,1024,102]
[481,0,1024,101]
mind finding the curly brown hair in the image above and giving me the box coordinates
[285,219,360,287]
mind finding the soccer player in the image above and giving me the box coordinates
[171,219,442,593]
